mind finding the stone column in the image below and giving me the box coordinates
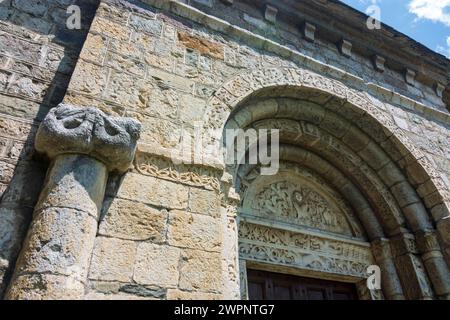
[416,231,450,299]
[371,238,405,300]
[390,233,435,300]
[5,104,141,300]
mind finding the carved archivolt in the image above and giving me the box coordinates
[205,67,447,220]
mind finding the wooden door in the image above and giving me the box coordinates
[247,269,358,300]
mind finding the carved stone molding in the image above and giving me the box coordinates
[204,67,448,217]
[134,153,221,191]
[239,222,373,279]
[35,104,141,173]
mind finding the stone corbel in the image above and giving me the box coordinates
[5,104,141,300]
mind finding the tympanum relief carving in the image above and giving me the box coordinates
[238,163,373,282]
[241,165,364,239]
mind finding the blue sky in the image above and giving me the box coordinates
[340,0,450,58]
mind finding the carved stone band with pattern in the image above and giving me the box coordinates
[5,105,141,300]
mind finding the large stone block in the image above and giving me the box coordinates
[99,198,167,242]
[89,237,137,282]
[168,211,222,252]
[90,17,131,41]
[68,61,108,96]
[178,31,224,60]
[133,243,180,287]
[79,34,108,65]
[178,249,222,292]
[118,173,189,210]
[188,188,221,217]
[0,207,31,265]
[179,95,207,123]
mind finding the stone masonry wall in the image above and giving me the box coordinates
[54,0,450,299]
[0,0,449,299]
[0,0,99,295]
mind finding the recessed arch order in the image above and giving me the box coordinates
[203,67,450,300]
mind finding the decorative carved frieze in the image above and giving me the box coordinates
[134,153,221,191]
[390,233,419,257]
[416,231,440,253]
[239,222,373,279]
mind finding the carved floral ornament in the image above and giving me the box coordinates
[241,167,365,239]
[35,104,141,172]
[134,153,221,191]
[239,222,374,279]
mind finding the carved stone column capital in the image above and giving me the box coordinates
[35,104,141,173]
[371,238,392,261]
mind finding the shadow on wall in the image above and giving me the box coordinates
[0,0,100,298]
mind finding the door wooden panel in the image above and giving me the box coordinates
[247,269,357,300]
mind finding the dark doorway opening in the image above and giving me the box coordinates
[247,269,358,300]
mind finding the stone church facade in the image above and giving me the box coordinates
[0,0,450,300]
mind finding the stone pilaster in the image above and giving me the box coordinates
[5,104,141,300]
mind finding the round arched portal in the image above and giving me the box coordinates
[207,68,450,300]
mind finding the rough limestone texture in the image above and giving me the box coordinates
[1,0,450,300]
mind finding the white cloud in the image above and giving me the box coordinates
[409,0,450,26]
[436,36,450,57]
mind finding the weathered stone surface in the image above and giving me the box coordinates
[133,243,180,287]
[167,289,222,300]
[69,61,109,96]
[168,211,222,252]
[89,237,137,282]
[35,104,141,173]
[12,207,98,281]
[178,249,222,292]
[188,188,221,217]
[99,198,167,241]
[0,207,31,264]
[117,173,189,210]
[1,0,450,301]
[35,154,108,216]
[6,273,85,300]
[178,31,224,60]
